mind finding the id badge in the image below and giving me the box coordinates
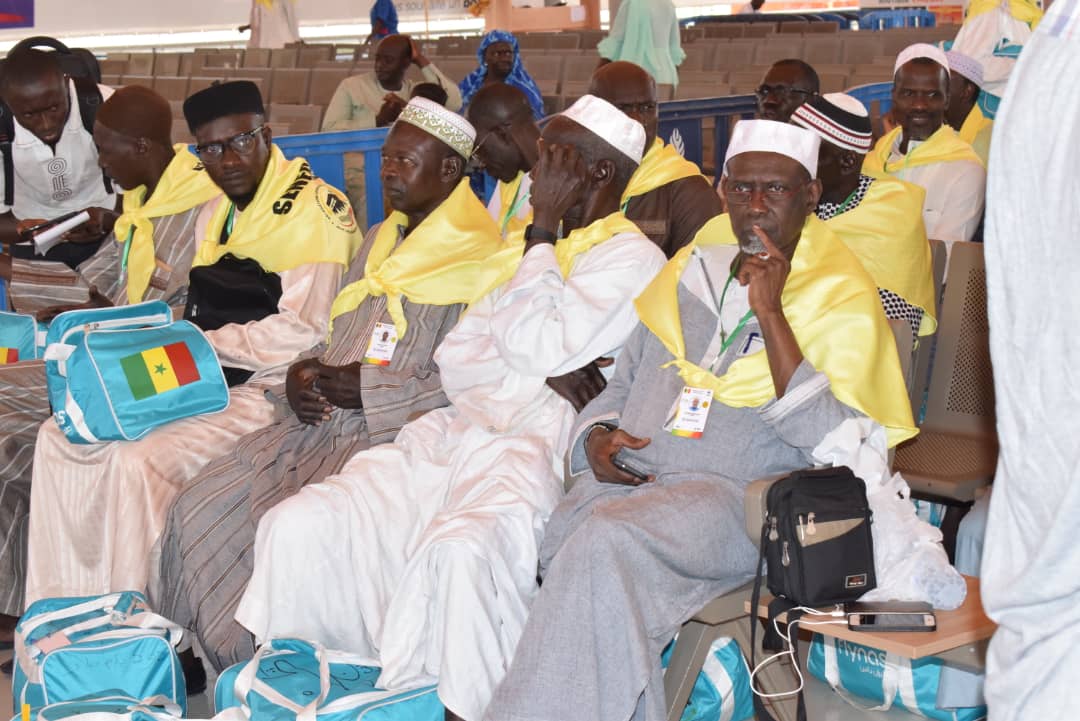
[363,322,399,366]
[669,386,713,439]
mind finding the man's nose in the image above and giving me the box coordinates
[748,189,769,214]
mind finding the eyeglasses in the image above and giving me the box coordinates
[194,125,265,163]
[724,180,809,205]
[615,101,658,115]
[472,121,510,155]
[754,84,816,102]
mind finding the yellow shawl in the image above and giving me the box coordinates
[958,106,993,166]
[825,177,938,336]
[965,0,1042,27]
[634,214,917,447]
[496,172,532,237]
[621,138,705,209]
[864,126,985,178]
[194,146,360,275]
[115,145,221,305]
[554,211,641,277]
[328,179,516,339]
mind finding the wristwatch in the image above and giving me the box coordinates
[524,224,557,243]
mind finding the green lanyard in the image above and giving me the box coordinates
[834,186,860,217]
[120,226,135,275]
[699,255,754,356]
[501,186,530,234]
[224,203,236,241]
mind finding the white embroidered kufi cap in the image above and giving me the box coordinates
[945,51,984,87]
[791,92,873,154]
[396,96,477,159]
[561,94,646,164]
[894,43,950,75]
[724,119,821,179]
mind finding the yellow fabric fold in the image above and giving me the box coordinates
[958,106,994,165]
[114,145,221,304]
[620,138,705,208]
[863,126,985,178]
[634,214,917,447]
[554,211,641,277]
[497,172,532,237]
[965,0,1042,28]
[824,177,938,336]
[195,145,360,275]
[328,178,514,339]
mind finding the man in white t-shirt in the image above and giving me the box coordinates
[0,47,118,268]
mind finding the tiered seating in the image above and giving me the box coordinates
[93,23,960,142]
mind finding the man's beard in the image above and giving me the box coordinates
[738,232,767,256]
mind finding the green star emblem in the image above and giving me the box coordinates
[154,363,167,375]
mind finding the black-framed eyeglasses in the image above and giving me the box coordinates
[724,180,809,205]
[754,84,816,102]
[194,125,265,163]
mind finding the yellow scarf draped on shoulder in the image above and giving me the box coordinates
[634,214,917,447]
[864,126,985,178]
[958,106,993,165]
[328,178,517,339]
[497,172,532,237]
[825,176,937,336]
[620,138,705,209]
[554,211,641,277]
[195,146,360,275]
[114,145,221,304]
[965,0,1042,27]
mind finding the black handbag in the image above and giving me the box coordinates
[749,466,877,721]
[184,253,283,387]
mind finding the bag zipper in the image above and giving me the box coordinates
[58,312,170,345]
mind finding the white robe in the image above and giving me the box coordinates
[24,261,341,607]
[980,4,1080,720]
[248,0,301,49]
[236,231,667,721]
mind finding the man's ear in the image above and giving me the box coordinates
[805,178,823,212]
[591,158,615,189]
[441,154,465,183]
[717,176,730,213]
[135,137,150,155]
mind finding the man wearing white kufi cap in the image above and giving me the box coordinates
[791,92,937,341]
[236,94,666,721]
[485,120,915,721]
[154,95,510,674]
[944,51,994,166]
[865,43,986,252]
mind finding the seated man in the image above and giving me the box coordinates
[864,44,986,251]
[0,47,118,268]
[791,93,937,340]
[590,61,723,258]
[151,97,510,673]
[0,85,219,639]
[755,58,820,122]
[24,81,358,608]
[235,96,668,721]
[484,120,916,721]
[944,51,993,166]
[467,83,540,238]
[322,34,461,228]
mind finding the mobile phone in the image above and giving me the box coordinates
[18,210,83,240]
[611,449,650,481]
[846,601,936,632]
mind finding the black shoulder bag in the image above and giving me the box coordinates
[749,465,877,721]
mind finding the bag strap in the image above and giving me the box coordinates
[821,638,900,712]
[232,639,331,721]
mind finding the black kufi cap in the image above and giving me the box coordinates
[183,81,265,134]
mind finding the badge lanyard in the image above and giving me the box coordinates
[501,185,530,234]
[698,255,754,357]
[120,226,135,275]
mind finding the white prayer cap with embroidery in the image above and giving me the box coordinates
[894,43,950,75]
[561,94,646,164]
[945,51,984,87]
[723,119,820,179]
[396,96,477,159]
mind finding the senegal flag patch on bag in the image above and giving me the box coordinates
[120,342,201,400]
[0,347,18,363]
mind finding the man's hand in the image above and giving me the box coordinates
[13,218,47,243]
[35,287,113,323]
[585,426,654,486]
[376,94,407,127]
[528,140,589,239]
[63,207,118,244]
[409,36,430,68]
[736,226,790,318]
[546,357,612,412]
[286,358,332,426]
[317,362,365,410]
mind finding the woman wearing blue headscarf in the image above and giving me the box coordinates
[459,30,545,119]
[366,0,398,44]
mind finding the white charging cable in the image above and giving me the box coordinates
[748,605,847,700]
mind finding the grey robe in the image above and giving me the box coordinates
[0,207,200,617]
[152,223,463,671]
[484,284,862,721]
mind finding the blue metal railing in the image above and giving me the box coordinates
[859,9,936,30]
[272,83,893,228]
